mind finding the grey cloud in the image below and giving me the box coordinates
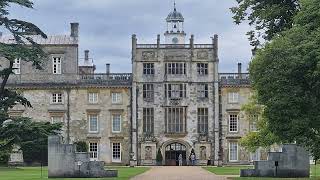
[6,0,252,73]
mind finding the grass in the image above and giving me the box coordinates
[203,165,320,180]
[0,166,150,180]
[203,166,253,175]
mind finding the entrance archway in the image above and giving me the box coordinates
[165,143,187,166]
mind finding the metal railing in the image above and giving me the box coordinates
[79,73,132,85]
[80,73,132,81]
[136,44,213,49]
[219,73,250,85]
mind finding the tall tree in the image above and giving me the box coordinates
[0,0,61,163]
[247,0,320,160]
[231,0,300,48]
[0,0,47,121]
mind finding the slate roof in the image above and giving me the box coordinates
[0,35,78,45]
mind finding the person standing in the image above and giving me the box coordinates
[178,154,183,166]
[190,153,196,166]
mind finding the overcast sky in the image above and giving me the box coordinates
[6,0,252,73]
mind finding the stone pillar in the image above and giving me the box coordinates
[130,34,138,166]
[213,34,220,165]
[238,62,242,79]
[157,34,160,49]
[213,34,218,60]
[190,34,194,48]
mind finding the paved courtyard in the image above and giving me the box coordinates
[130,166,228,180]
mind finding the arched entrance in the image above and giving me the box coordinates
[165,143,187,166]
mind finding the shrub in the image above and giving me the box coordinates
[74,141,88,152]
[156,148,163,162]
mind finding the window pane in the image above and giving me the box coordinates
[112,93,122,103]
[51,116,63,123]
[165,63,186,75]
[143,63,154,75]
[228,92,239,103]
[88,93,98,103]
[198,108,208,133]
[89,114,98,132]
[112,143,121,162]
[52,93,63,103]
[229,114,238,132]
[52,57,62,74]
[112,114,121,132]
[165,107,186,133]
[197,63,208,75]
[143,108,154,133]
[89,142,98,159]
[229,142,238,161]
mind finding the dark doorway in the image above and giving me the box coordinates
[165,143,187,166]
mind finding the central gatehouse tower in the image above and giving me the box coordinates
[131,3,220,165]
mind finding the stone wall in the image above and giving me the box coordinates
[9,87,131,165]
[48,135,117,178]
[240,144,310,178]
[220,86,268,164]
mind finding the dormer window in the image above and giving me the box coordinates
[52,56,62,74]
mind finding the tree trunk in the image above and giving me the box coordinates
[0,60,13,98]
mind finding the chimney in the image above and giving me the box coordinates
[213,34,218,59]
[70,23,79,38]
[238,62,242,74]
[190,34,194,48]
[84,50,89,62]
[106,64,110,74]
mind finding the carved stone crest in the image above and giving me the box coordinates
[197,51,208,59]
[164,55,187,61]
[198,133,208,142]
[142,51,155,60]
[169,98,181,106]
[139,133,157,143]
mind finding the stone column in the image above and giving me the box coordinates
[212,34,220,165]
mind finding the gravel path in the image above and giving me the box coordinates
[130,166,228,180]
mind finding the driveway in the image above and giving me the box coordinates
[130,166,228,180]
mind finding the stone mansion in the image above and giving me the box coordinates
[1,6,265,166]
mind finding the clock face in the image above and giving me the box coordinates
[172,37,179,44]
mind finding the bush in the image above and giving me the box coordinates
[0,151,10,165]
[22,140,47,165]
[74,141,88,152]
[156,148,163,163]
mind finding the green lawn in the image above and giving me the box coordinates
[0,166,150,180]
[203,165,320,180]
[203,166,253,175]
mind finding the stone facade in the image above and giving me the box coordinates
[219,71,268,165]
[131,35,219,165]
[1,23,132,165]
[131,6,221,166]
[1,6,273,167]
